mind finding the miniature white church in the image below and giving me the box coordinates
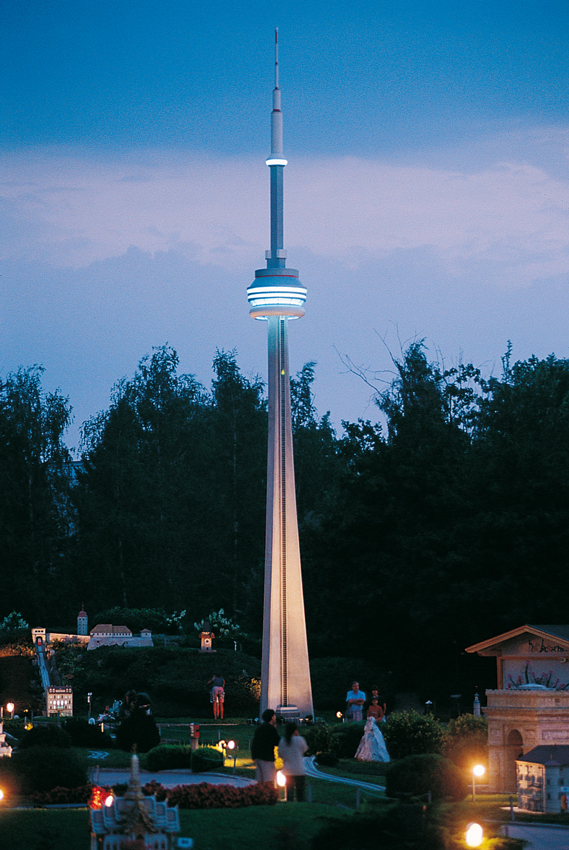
[89,753,181,849]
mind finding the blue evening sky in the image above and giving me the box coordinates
[2,1,569,451]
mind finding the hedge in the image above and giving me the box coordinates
[382,711,444,759]
[0,746,88,794]
[18,724,71,749]
[61,717,113,749]
[385,753,468,802]
[190,746,224,773]
[146,744,193,771]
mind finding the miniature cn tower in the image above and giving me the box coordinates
[247,29,314,719]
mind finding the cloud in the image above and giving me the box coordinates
[3,129,569,289]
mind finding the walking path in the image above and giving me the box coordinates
[499,823,569,849]
[304,756,386,794]
[88,756,384,792]
[89,767,254,788]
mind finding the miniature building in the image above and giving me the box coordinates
[88,624,153,650]
[517,745,569,813]
[32,627,46,645]
[199,620,215,652]
[47,686,73,717]
[466,625,569,691]
[90,753,181,850]
[77,605,89,636]
[0,718,12,758]
[466,625,569,792]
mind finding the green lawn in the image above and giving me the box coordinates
[0,801,353,850]
[0,809,89,850]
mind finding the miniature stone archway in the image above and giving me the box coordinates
[506,729,524,791]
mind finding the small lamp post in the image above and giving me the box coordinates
[6,703,14,721]
[226,739,237,772]
[472,764,485,802]
[87,692,92,720]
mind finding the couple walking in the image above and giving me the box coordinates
[251,708,308,802]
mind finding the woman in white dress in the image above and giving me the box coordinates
[278,722,308,801]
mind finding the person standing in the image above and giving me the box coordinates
[278,722,308,802]
[367,696,386,721]
[346,681,366,722]
[251,708,280,783]
[207,673,225,720]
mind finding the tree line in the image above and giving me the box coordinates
[2,341,569,703]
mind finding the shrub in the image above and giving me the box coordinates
[18,724,71,749]
[311,803,443,850]
[303,724,333,756]
[328,722,366,758]
[145,744,193,771]
[116,714,160,753]
[61,717,113,749]
[385,753,468,802]
[442,713,488,771]
[0,746,88,794]
[191,746,224,773]
[304,722,366,759]
[314,750,339,767]
[382,711,444,759]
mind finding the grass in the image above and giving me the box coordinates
[178,803,351,850]
[315,759,388,785]
[0,809,89,850]
[0,803,352,850]
[0,781,555,850]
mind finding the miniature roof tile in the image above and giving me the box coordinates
[517,745,569,766]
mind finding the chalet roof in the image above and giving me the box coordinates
[518,745,569,767]
[465,625,569,655]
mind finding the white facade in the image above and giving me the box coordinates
[88,624,153,650]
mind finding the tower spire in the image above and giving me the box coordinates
[246,32,313,719]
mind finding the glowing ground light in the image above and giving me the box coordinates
[0,789,4,802]
[104,794,114,807]
[465,822,483,847]
[276,770,286,787]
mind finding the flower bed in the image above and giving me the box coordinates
[164,781,278,809]
[31,784,93,806]
[30,781,278,809]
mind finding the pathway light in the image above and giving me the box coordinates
[465,822,483,847]
[472,764,485,802]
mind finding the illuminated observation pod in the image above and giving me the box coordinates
[248,268,307,319]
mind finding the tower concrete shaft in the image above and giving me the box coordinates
[247,30,313,718]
